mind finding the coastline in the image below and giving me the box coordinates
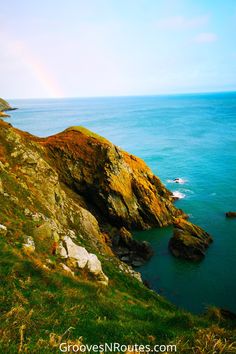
[3,94,236,314]
[0,98,236,351]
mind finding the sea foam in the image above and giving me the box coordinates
[172,191,186,199]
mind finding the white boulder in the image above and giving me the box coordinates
[0,224,7,236]
[63,236,89,268]
[22,235,35,252]
[60,235,108,285]
[87,254,109,286]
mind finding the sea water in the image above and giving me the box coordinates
[6,92,236,313]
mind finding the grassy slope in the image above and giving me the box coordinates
[0,123,236,353]
[0,224,236,353]
[0,238,209,353]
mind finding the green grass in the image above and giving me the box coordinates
[64,126,111,145]
[1,236,236,353]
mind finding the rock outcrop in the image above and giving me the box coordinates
[169,218,213,260]
[0,98,15,118]
[40,126,184,230]
[113,227,153,266]
[0,117,212,287]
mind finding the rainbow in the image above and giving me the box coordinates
[12,41,64,98]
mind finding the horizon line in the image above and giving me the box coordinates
[7,88,236,101]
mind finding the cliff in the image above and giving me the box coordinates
[0,119,211,263]
[1,119,233,352]
[0,98,15,117]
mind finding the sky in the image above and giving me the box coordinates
[0,0,236,99]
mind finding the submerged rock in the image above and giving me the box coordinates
[226,211,236,218]
[113,226,153,266]
[169,218,213,260]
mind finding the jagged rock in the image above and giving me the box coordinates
[22,236,35,252]
[115,229,153,266]
[58,243,68,258]
[226,212,236,218]
[132,260,144,267]
[131,271,142,282]
[63,236,89,268]
[87,254,109,286]
[0,224,7,236]
[42,126,185,230]
[169,218,213,260]
[60,236,108,285]
[118,262,142,282]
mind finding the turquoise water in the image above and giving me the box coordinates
[6,92,236,313]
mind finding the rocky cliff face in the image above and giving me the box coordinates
[0,98,15,118]
[169,218,213,260]
[0,119,212,283]
[40,126,184,230]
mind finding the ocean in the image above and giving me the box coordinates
[6,92,236,313]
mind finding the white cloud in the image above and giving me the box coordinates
[155,15,209,30]
[194,32,218,43]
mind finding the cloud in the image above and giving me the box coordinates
[194,32,218,43]
[155,15,209,30]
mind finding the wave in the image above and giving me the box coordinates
[172,191,186,199]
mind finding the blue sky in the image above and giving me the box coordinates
[0,0,236,98]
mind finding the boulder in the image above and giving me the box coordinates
[226,211,236,218]
[58,243,68,258]
[63,236,89,268]
[22,236,35,252]
[169,218,213,261]
[114,226,153,266]
[0,224,7,236]
[87,254,109,286]
[60,236,108,285]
